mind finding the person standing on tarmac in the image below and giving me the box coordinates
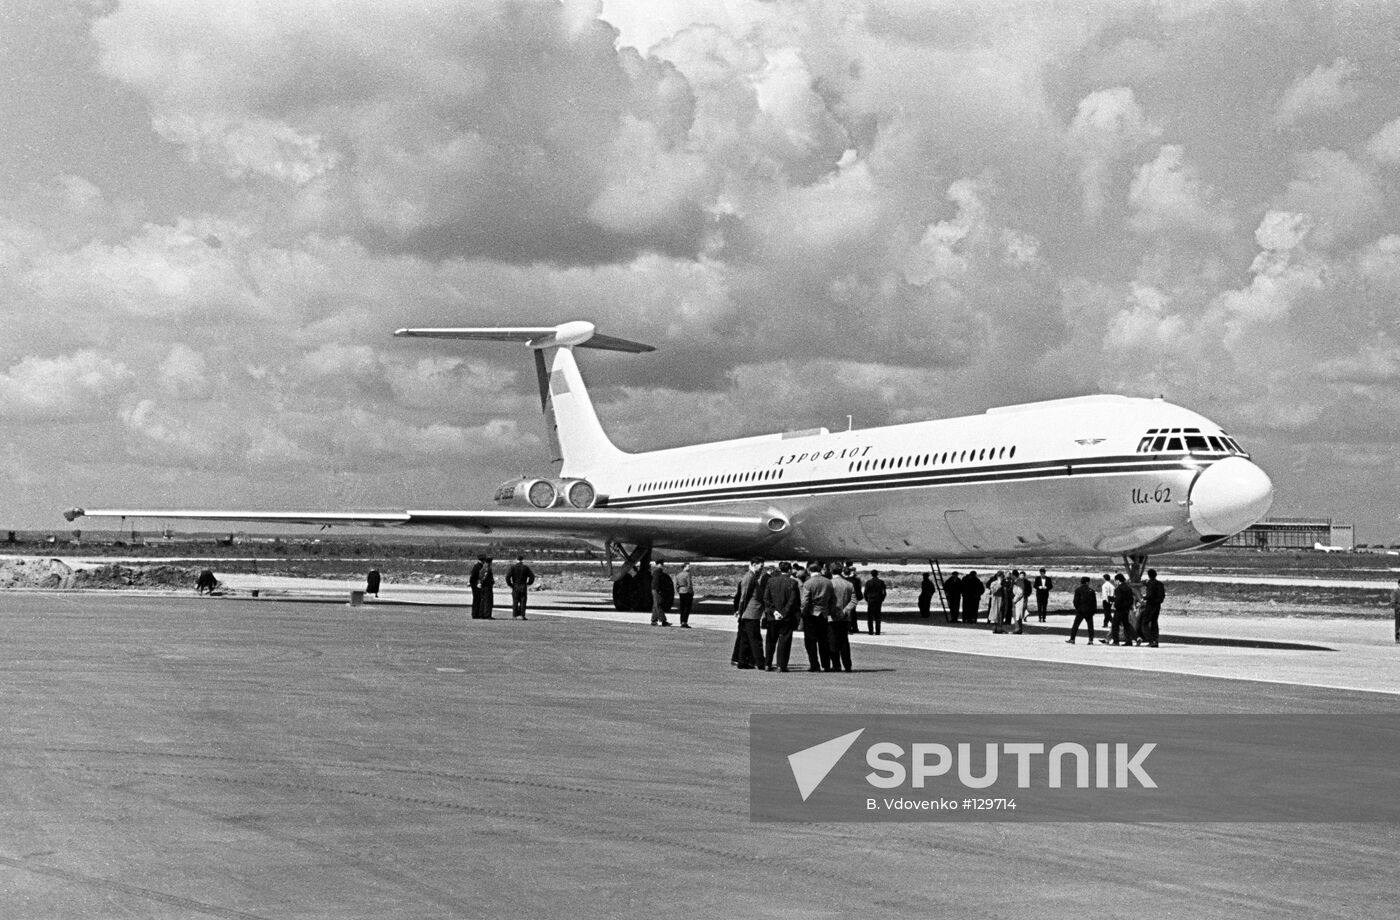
[470,556,494,619]
[734,559,767,668]
[799,561,836,672]
[863,569,887,635]
[1100,573,1115,630]
[1067,576,1097,644]
[960,571,983,623]
[940,571,961,622]
[1033,568,1053,622]
[1011,569,1029,634]
[762,561,800,671]
[1110,574,1136,646]
[987,571,1005,632]
[506,555,534,620]
[844,566,864,635]
[675,562,695,628]
[650,560,673,627]
[1139,569,1165,647]
[917,572,935,618]
[829,565,856,672]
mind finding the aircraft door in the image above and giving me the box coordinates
[858,514,905,553]
[943,510,990,552]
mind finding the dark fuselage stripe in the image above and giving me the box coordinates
[600,454,1207,510]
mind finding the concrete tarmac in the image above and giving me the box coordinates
[2,589,1397,919]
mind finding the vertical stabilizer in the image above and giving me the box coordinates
[540,344,625,475]
[394,320,649,477]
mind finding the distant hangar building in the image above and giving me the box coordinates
[1220,517,1354,551]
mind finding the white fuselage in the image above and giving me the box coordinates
[582,395,1272,560]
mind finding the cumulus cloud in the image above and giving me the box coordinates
[1128,145,1234,238]
[0,350,131,419]
[94,0,707,262]
[1273,58,1363,129]
[1280,148,1385,247]
[158,344,211,400]
[151,114,341,185]
[1364,117,1400,166]
[1067,87,1161,220]
[1211,211,1324,341]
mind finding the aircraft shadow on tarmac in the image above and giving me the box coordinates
[919,616,1335,652]
[222,595,1336,652]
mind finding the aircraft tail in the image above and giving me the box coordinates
[393,321,650,475]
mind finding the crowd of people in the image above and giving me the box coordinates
[716,559,891,672]
[649,561,1171,669]
[935,566,1166,647]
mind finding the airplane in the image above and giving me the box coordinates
[66,319,1274,610]
[1312,542,1349,553]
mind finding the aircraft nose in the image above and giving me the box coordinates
[1188,456,1274,537]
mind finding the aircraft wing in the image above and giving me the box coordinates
[62,507,789,556]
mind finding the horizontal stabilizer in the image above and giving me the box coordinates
[393,320,653,353]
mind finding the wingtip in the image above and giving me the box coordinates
[63,507,85,522]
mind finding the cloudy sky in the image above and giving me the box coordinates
[2,0,1398,541]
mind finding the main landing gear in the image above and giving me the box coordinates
[1123,553,1149,585]
[608,541,655,612]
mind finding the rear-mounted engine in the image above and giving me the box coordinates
[493,477,597,509]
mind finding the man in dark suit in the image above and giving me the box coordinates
[734,559,766,667]
[1110,574,1136,646]
[650,560,673,626]
[917,572,935,618]
[799,561,835,672]
[863,569,887,635]
[1067,576,1097,644]
[469,556,493,618]
[960,571,984,623]
[1033,568,1053,622]
[941,571,961,622]
[1140,568,1165,647]
[506,555,535,619]
[762,561,800,671]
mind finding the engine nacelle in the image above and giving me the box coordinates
[493,477,597,509]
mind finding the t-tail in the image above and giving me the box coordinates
[392,320,651,477]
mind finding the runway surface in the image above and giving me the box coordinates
[2,588,1397,919]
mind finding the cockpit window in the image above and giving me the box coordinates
[1185,434,1208,451]
[1166,437,1182,451]
[1150,436,1167,451]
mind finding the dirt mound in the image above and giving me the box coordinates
[0,558,209,591]
[0,557,77,589]
[71,563,209,590]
